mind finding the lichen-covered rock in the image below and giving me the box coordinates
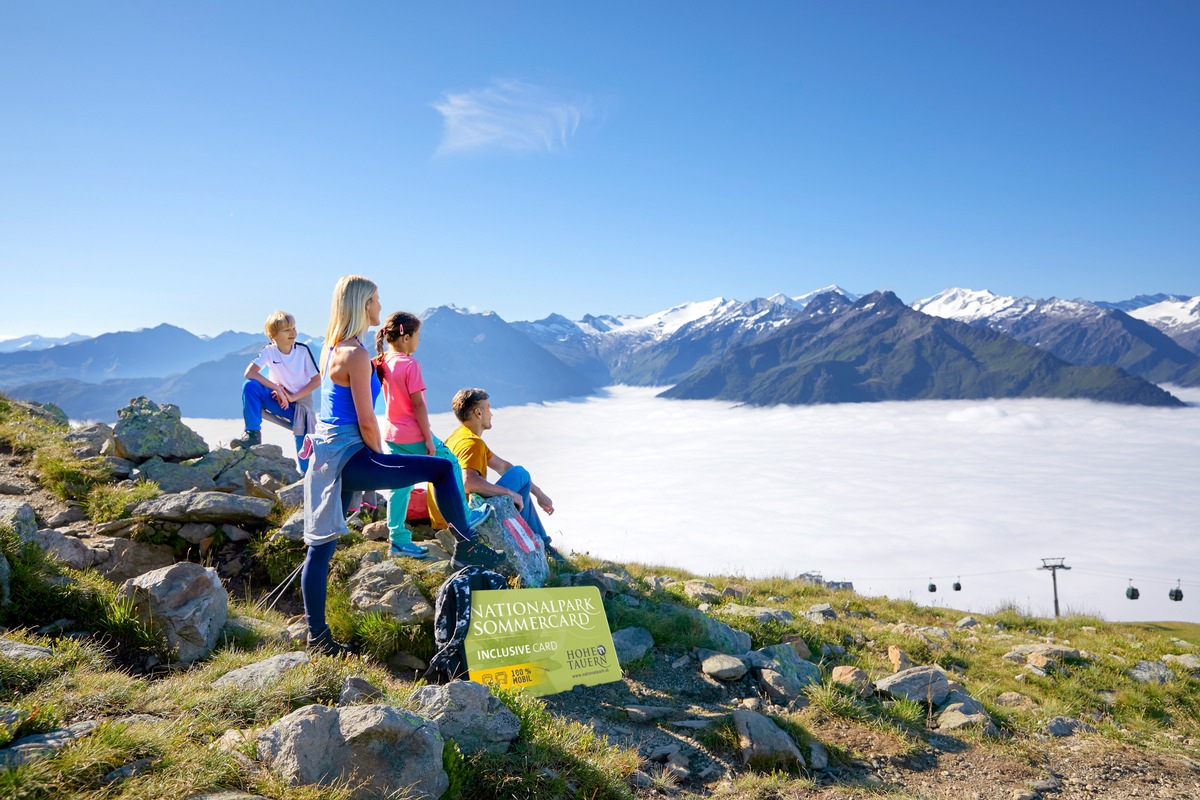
[131,457,217,493]
[732,709,805,771]
[112,397,208,463]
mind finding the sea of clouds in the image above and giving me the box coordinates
[185,385,1200,624]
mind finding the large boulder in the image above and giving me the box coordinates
[0,720,98,769]
[875,666,950,706]
[409,681,521,755]
[133,492,274,524]
[0,500,38,541]
[112,397,208,463]
[118,562,228,664]
[346,557,434,624]
[1129,660,1174,684]
[256,704,447,799]
[473,496,549,588]
[748,643,822,693]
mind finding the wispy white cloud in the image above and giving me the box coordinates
[432,79,592,156]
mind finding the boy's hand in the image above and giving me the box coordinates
[538,494,555,515]
[272,387,291,410]
[510,491,525,512]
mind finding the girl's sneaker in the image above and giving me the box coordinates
[390,541,429,559]
[466,504,494,533]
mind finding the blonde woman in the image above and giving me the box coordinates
[301,275,500,656]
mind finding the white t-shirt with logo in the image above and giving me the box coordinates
[252,343,319,393]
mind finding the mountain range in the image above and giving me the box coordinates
[2,286,1198,421]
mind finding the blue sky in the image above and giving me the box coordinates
[2,1,1198,338]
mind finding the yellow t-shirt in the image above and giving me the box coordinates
[444,425,492,479]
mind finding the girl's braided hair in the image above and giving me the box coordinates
[373,312,422,380]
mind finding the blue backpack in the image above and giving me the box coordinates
[424,565,508,683]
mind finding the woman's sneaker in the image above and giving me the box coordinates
[389,541,429,559]
[452,536,507,570]
[306,627,352,658]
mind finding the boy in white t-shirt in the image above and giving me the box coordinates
[231,311,321,473]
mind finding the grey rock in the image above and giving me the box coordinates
[276,480,304,508]
[1162,653,1200,675]
[0,481,28,495]
[90,537,176,583]
[46,507,87,527]
[830,665,873,696]
[338,676,384,705]
[807,739,829,770]
[612,626,655,664]
[256,704,447,799]
[875,666,950,706]
[275,509,305,542]
[101,757,154,785]
[0,720,98,768]
[732,708,805,771]
[214,652,310,689]
[347,559,434,623]
[956,616,980,628]
[683,579,721,602]
[32,528,98,570]
[1129,659,1175,684]
[747,643,822,689]
[626,705,683,723]
[0,553,9,606]
[1043,716,1096,737]
[112,397,208,463]
[177,522,218,545]
[720,603,795,623]
[64,422,115,458]
[0,500,38,542]
[808,603,838,620]
[102,457,136,479]
[409,681,521,755]
[702,652,748,681]
[133,491,274,524]
[0,638,53,660]
[132,457,217,493]
[118,562,228,664]
[756,668,805,705]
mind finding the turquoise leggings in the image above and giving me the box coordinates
[384,437,464,546]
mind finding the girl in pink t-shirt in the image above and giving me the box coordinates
[373,312,466,558]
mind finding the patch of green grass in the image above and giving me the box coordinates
[353,612,436,663]
[246,531,307,587]
[85,479,160,523]
[603,597,707,653]
[694,713,740,759]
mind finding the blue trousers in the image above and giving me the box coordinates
[301,446,472,638]
[496,465,549,543]
[241,379,308,473]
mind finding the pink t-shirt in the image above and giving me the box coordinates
[378,352,427,445]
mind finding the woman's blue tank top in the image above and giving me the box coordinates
[319,343,381,425]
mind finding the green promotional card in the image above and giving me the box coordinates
[465,586,622,696]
